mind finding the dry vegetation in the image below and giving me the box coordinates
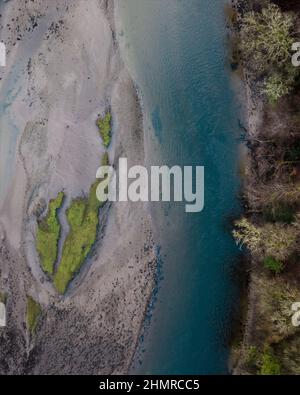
[232,0,300,375]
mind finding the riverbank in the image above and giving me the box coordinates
[0,0,155,374]
[231,0,300,375]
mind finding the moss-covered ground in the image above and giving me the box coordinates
[54,166,108,294]
[36,192,64,275]
[96,112,112,148]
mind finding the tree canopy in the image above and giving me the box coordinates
[240,3,298,102]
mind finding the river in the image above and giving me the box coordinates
[115,0,242,374]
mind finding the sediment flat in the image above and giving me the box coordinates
[0,0,155,374]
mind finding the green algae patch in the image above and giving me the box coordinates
[26,296,41,334]
[36,192,65,275]
[96,112,112,148]
[54,182,106,294]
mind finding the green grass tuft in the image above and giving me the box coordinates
[54,180,106,294]
[96,112,112,148]
[263,256,284,274]
[36,192,64,275]
[26,296,41,334]
[259,348,281,375]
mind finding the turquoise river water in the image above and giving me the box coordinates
[116,0,243,375]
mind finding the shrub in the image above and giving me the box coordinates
[263,256,284,274]
[233,218,298,261]
[240,4,298,102]
[264,73,293,103]
[233,218,262,254]
[240,4,296,74]
[259,348,281,375]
